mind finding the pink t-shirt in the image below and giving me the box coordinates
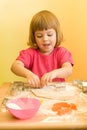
[16,47,74,82]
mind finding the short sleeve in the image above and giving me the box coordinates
[16,49,33,69]
[57,47,74,67]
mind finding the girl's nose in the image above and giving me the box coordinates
[43,34,48,41]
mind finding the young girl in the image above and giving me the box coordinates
[11,10,74,88]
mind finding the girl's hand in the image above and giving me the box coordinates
[26,72,41,88]
[40,70,57,87]
[40,62,73,87]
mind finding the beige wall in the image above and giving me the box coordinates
[0,0,87,85]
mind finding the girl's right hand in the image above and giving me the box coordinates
[26,72,41,88]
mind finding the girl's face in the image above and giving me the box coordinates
[35,29,56,55]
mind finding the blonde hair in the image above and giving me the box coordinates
[28,10,63,48]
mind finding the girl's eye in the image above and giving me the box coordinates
[47,33,53,36]
[36,35,42,38]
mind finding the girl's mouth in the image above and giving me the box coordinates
[43,44,50,47]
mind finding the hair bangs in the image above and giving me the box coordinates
[33,16,54,32]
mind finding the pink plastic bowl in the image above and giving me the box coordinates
[6,97,40,120]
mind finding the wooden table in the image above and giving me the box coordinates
[0,82,87,130]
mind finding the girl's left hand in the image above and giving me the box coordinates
[40,70,57,87]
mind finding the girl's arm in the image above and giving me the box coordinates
[11,60,40,88]
[55,62,73,78]
[40,62,73,86]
